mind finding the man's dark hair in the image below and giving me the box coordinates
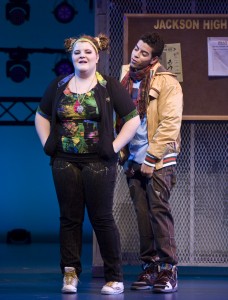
[139,32,164,58]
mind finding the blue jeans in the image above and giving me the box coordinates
[127,165,178,265]
[52,159,123,282]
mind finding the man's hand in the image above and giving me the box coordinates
[140,163,154,178]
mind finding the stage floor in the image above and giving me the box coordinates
[0,243,227,300]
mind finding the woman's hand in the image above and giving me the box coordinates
[113,115,140,152]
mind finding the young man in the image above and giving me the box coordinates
[118,32,183,293]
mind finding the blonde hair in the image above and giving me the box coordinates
[64,33,109,53]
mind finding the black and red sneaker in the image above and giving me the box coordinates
[153,264,178,293]
[131,263,159,290]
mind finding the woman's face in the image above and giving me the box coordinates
[72,41,99,74]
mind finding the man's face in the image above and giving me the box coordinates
[130,40,154,70]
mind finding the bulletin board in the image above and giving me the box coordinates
[123,14,228,120]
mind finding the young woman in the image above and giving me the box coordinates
[35,33,140,295]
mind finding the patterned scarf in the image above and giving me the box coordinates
[121,64,154,119]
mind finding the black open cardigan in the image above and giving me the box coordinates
[38,73,137,163]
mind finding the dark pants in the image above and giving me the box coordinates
[52,159,123,282]
[127,165,178,265]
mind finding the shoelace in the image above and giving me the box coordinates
[65,271,77,285]
[105,281,121,288]
[105,281,115,287]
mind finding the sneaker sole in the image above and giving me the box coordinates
[62,287,77,293]
[101,290,124,295]
[131,285,153,290]
[153,286,178,293]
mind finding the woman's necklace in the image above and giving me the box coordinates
[74,75,95,114]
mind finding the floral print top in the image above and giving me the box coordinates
[37,71,138,159]
[56,82,100,154]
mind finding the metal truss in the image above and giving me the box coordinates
[0,97,40,125]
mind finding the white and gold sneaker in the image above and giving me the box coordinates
[101,281,124,294]
[61,267,78,293]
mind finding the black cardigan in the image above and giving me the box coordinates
[38,73,137,162]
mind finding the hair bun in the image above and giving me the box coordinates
[96,33,109,51]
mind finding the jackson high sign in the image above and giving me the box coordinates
[153,18,227,30]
